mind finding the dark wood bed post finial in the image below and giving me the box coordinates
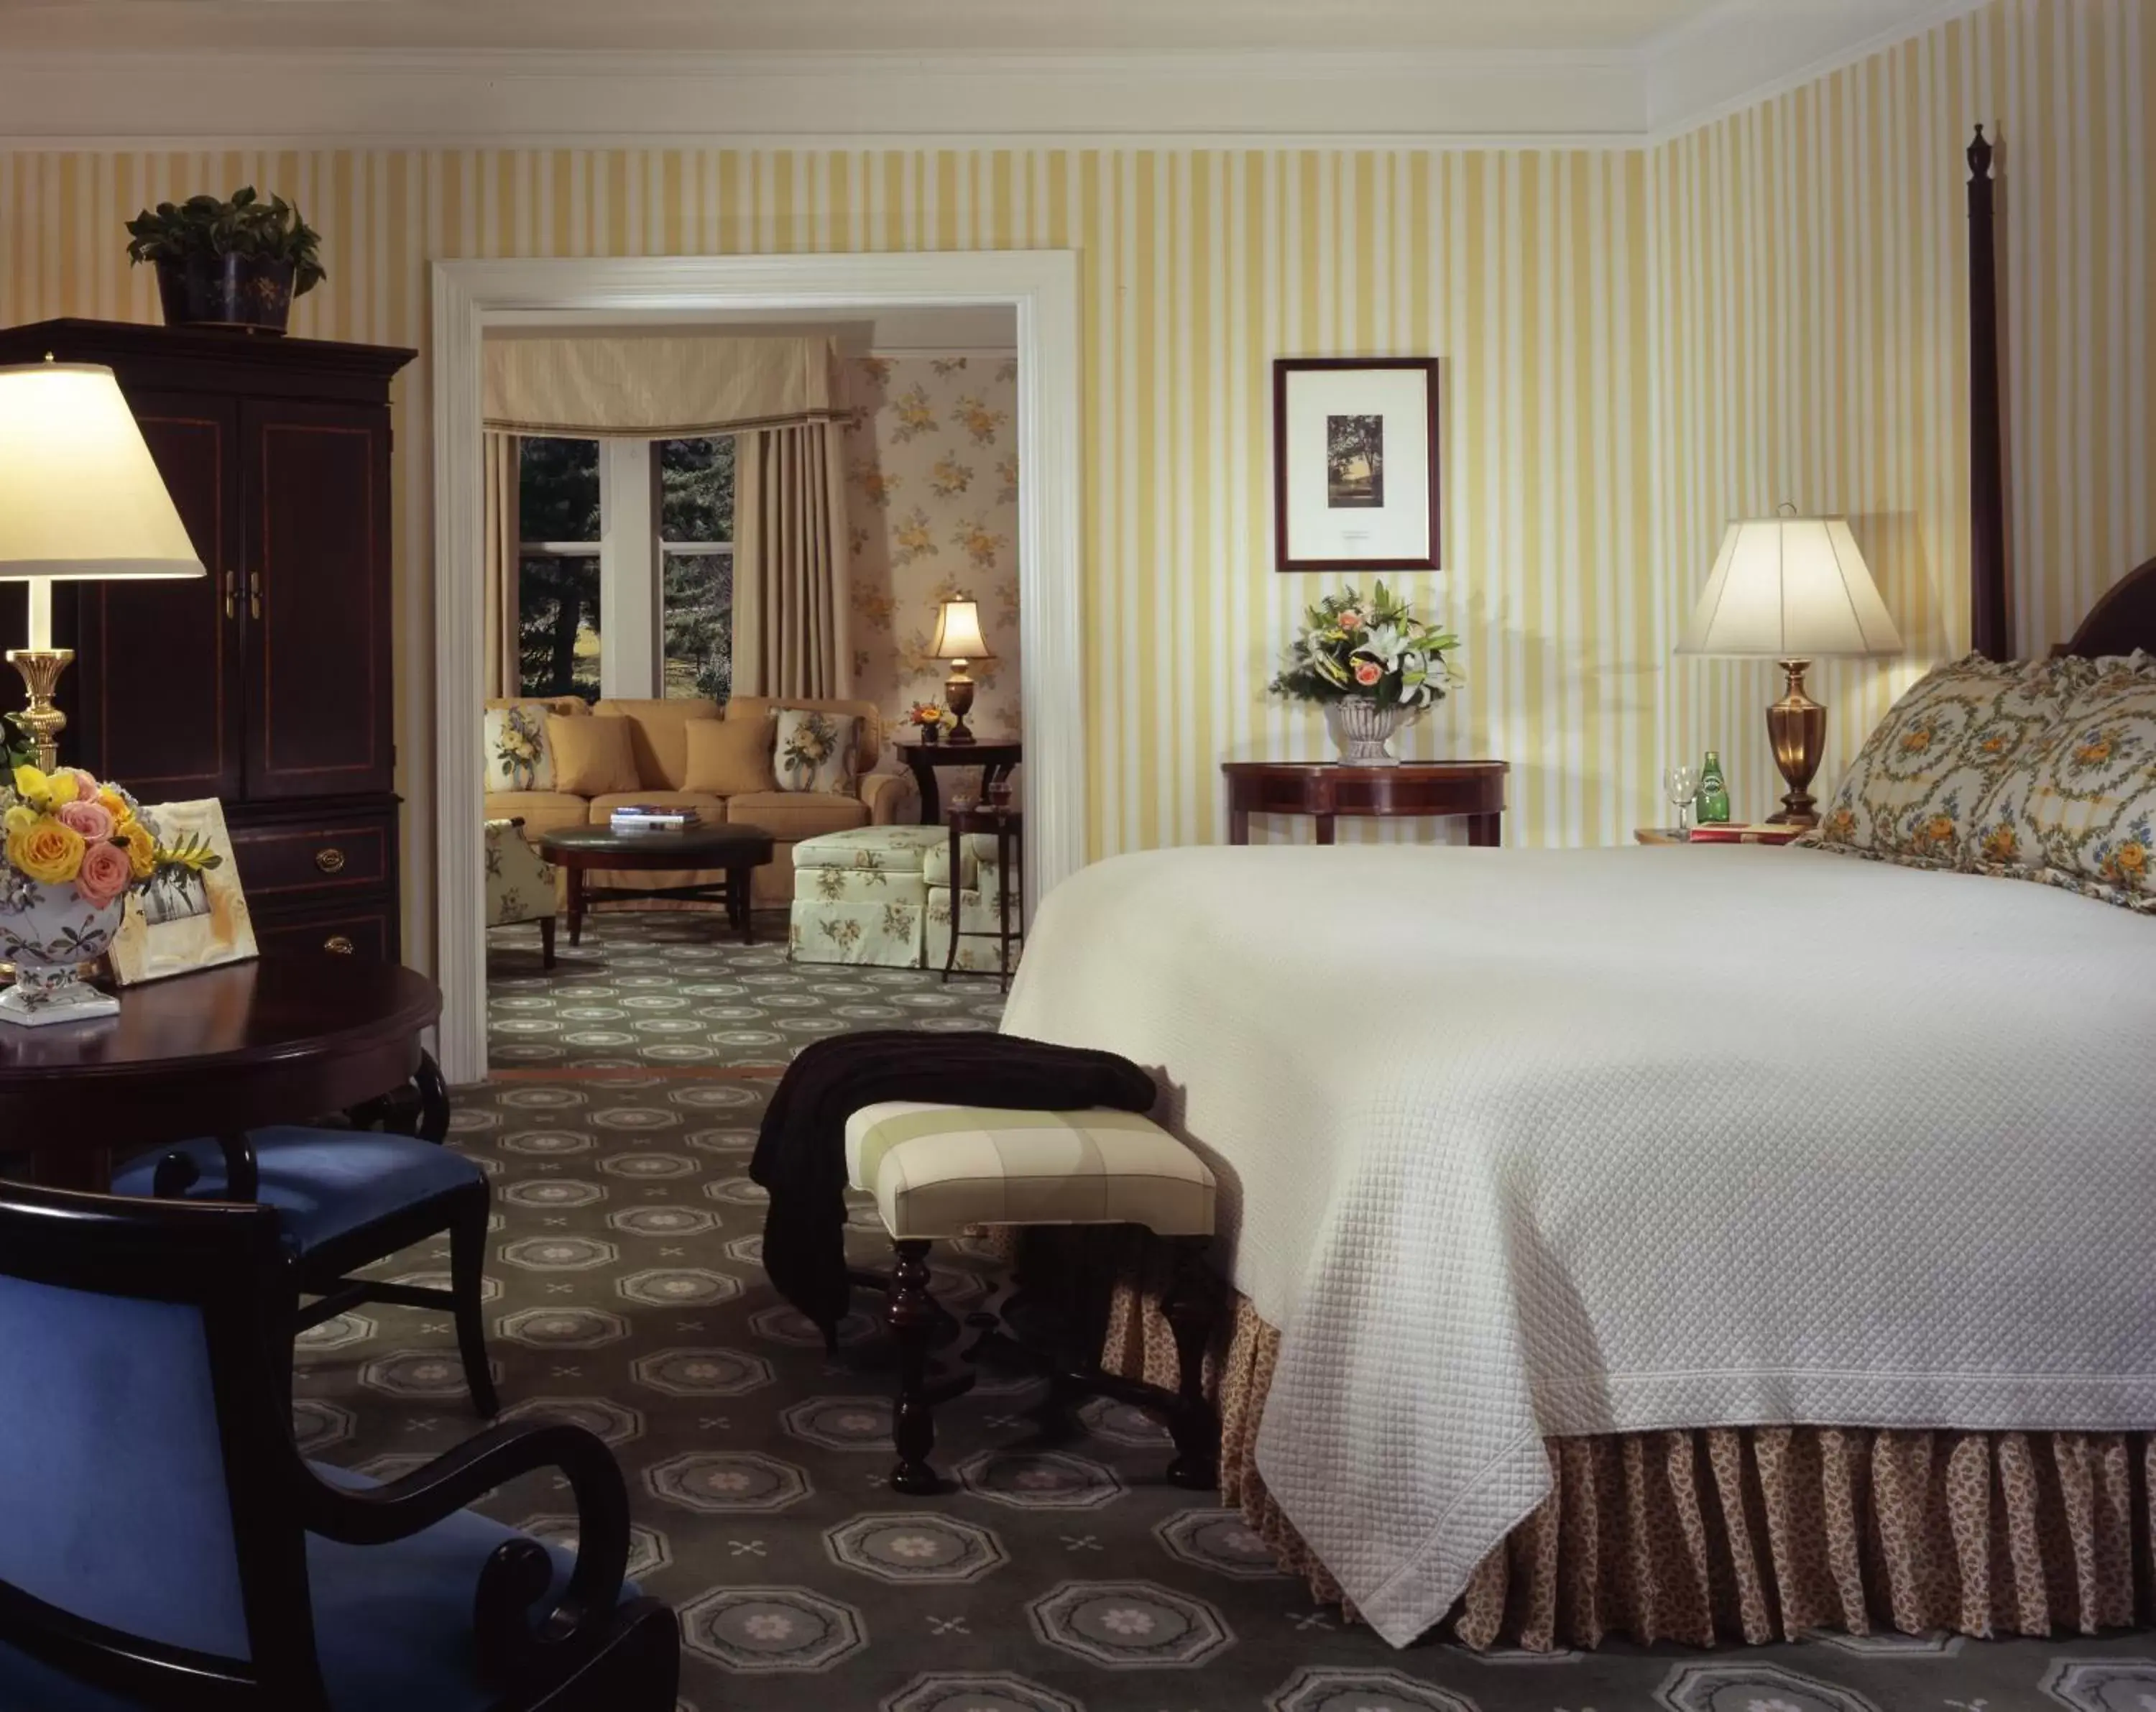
[1968,124,2010,661]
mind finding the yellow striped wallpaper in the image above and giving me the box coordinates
[0,0,2145,959]
[1657,0,2155,817]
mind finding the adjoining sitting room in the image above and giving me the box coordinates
[1,1,2153,1709]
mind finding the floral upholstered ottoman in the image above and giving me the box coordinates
[924,832,1021,975]
[787,825,950,967]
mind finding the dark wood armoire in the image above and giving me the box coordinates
[0,319,415,961]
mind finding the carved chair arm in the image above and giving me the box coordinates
[293,1419,632,1690]
[151,1132,259,1203]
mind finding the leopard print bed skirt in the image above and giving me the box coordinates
[1088,1230,2155,1652]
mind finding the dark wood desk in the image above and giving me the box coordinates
[1222,760,1509,846]
[894,736,1023,826]
[0,956,443,1191]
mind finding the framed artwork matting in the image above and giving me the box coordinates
[1273,356,1441,573]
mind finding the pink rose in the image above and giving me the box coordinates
[55,799,115,843]
[1337,609,1365,630]
[75,771,101,802]
[1353,660,1383,686]
[73,838,133,908]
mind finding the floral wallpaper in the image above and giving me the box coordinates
[842,356,1021,764]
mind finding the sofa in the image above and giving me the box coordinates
[483,694,915,911]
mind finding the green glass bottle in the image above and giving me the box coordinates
[1697,750,1731,824]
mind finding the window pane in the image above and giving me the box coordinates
[519,438,599,543]
[660,436,734,543]
[518,553,602,702]
[663,550,732,703]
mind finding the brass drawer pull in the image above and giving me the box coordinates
[224,571,237,620]
[249,571,262,620]
[315,847,346,874]
[323,934,355,955]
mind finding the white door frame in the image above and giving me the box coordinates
[430,251,1085,1087]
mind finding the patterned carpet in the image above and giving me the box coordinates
[292,910,2156,1712]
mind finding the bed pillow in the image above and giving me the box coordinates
[548,713,641,796]
[682,712,778,796]
[1966,661,2156,911]
[1805,654,2076,867]
[484,704,557,793]
[774,707,860,796]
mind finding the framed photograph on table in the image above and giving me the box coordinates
[108,797,257,985]
[1273,357,1441,572]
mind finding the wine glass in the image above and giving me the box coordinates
[1662,764,1700,840]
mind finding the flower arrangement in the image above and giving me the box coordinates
[1269,580,1458,709]
[1,762,223,1020]
[906,700,956,734]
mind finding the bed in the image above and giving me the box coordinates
[999,132,2156,1651]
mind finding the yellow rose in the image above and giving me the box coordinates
[120,821,157,880]
[11,763,57,811]
[1,804,34,839]
[96,788,130,828]
[7,817,86,885]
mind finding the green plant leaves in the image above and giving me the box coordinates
[124,185,328,295]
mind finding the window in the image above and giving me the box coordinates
[517,438,601,701]
[659,436,734,702]
[516,433,734,704]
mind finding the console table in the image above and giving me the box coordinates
[1222,760,1509,846]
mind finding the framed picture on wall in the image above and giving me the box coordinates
[108,798,257,986]
[1272,357,1441,572]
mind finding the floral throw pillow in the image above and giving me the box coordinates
[1966,662,2156,911]
[1804,655,2075,868]
[774,708,860,796]
[484,706,556,793]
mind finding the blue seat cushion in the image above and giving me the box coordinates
[109,1128,484,1257]
[0,1465,636,1711]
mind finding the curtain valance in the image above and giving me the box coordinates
[483,336,839,438]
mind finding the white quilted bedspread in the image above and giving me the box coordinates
[1001,843,2156,1646]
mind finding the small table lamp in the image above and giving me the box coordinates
[1676,508,1903,824]
[929,594,994,746]
[0,360,205,773]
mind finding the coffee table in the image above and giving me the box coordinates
[535,824,776,946]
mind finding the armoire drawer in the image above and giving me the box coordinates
[230,815,392,899]
[251,901,397,962]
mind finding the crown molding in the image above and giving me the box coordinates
[0,7,1984,153]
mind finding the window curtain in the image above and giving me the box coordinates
[484,336,837,438]
[482,431,521,699]
[731,420,853,699]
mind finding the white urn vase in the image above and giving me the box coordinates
[0,878,124,1026]
[1326,699,1416,767]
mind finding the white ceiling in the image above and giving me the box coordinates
[0,0,1726,55]
[0,0,1981,144]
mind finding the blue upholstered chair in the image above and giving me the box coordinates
[0,1180,678,1711]
[109,1102,499,1417]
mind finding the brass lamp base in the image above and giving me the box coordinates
[5,647,73,773]
[944,667,978,745]
[1765,658,1827,826]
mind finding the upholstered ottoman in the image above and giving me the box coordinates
[924,831,1021,977]
[787,825,950,967]
[845,1101,1219,1494]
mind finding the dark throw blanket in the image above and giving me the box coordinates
[750,1029,1158,1340]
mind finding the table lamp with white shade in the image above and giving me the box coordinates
[1676,507,1903,825]
[0,359,205,773]
[929,594,994,746]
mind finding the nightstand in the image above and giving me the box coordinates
[1635,826,1803,846]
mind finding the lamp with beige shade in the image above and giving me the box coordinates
[1676,508,1904,826]
[0,360,205,771]
[929,594,994,747]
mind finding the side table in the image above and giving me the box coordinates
[1222,760,1508,846]
[896,736,1023,827]
[943,803,1025,993]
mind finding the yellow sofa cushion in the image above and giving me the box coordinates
[682,714,778,796]
[548,713,641,796]
[483,790,590,839]
[593,697,722,791]
[724,791,870,841]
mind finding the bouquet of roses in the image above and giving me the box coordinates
[2,760,221,913]
[1269,579,1458,710]
[906,700,954,732]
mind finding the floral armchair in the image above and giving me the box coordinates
[486,817,557,968]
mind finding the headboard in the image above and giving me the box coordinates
[2060,557,2156,659]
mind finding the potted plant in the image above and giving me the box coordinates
[124,188,326,334]
[1270,580,1458,765]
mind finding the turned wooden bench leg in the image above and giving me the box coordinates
[1161,1235,1220,1490]
[886,1239,942,1494]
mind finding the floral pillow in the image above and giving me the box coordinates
[484,705,556,793]
[1966,661,2156,911]
[774,708,860,796]
[1804,655,2076,868]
